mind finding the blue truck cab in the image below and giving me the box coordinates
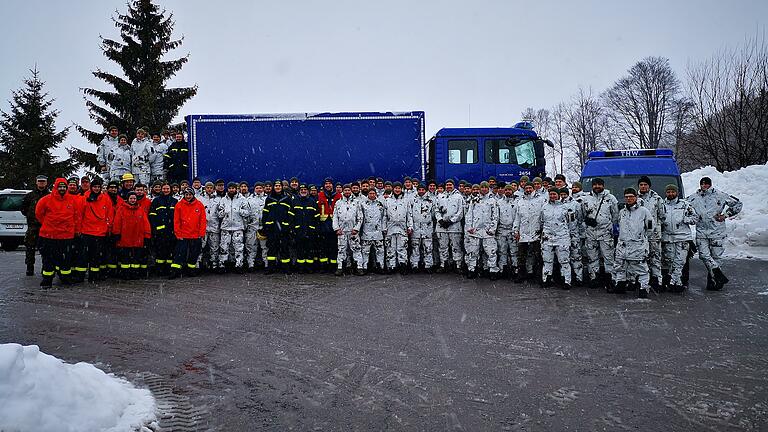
[425,124,548,184]
[579,149,684,197]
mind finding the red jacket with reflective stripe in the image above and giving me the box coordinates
[35,180,80,240]
[174,197,206,239]
[112,203,151,247]
[80,192,113,237]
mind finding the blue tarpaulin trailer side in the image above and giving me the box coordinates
[186,112,425,185]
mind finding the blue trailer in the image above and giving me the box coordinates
[579,148,684,196]
[186,112,425,184]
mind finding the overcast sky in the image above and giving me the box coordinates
[1,0,766,158]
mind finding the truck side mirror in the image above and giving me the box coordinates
[543,139,554,148]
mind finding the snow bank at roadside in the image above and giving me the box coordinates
[0,344,156,432]
[682,162,768,260]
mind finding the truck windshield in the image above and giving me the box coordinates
[514,140,536,167]
[0,194,24,212]
[580,175,683,197]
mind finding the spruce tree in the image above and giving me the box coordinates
[73,0,197,170]
[0,67,75,189]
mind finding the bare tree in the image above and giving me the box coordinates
[566,87,608,176]
[686,33,768,170]
[551,103,569,176]
[603,56,681,149]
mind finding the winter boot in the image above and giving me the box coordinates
[638,287,649,299]
[712,268,729,290]
[613,281,627,294]
[40,277,53,289]
[334,268,344,277]
[514,270,527,284]
[705,274,716,291]
[650,276,660,291]
[26,264,34,276]
[489,271,499,281]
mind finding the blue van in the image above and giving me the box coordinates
[425,126,549,184]
[579,149,684,196]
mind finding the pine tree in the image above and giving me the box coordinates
[73,0,197,170]
[0,67,75,189]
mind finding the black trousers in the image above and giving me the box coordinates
[79,234,106,276]
[266,231,291,267]
[319,230,337,266]
[153,232,176,267]
[119,247,147,271]
[39,237,72,280]
[172,238,202,271]
[25,226,40,266]
[294,234,315,265]
[69,235,86,279]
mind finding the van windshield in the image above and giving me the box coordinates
[0,194,25,212]
[579,175,684,197]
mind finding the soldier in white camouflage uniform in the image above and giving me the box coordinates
[496,184,518,278]
[333,184,364,276]
[637,176,665,289]
[661,184,697,293]
[407,184,436,272]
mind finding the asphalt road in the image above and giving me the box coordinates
[1,251,767,431]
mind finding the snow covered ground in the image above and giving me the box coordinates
[682,162,768,260]
[0,344,157,432]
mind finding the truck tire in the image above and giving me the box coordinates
[1,240,20,251]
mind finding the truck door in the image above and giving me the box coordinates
[483,137,517,182]
[443,138,478,183]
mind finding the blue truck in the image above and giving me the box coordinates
[186,112,549,184]
[579,148,685,196]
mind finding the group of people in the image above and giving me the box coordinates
[22,136,741,297]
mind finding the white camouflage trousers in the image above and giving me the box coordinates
[586,238,615,280]
[437,232,463,268]
[496,230,518,270]
[614,259,650,290]
[385,233,408,268]
[337,233,363,269]
[464,236,499,273]
[199,231,220,268]
[244,227,268,267]
[696,237,724,275]
[542,242,571,284]
[410,237,433,268]
[361,239,384,269]
[220,230,244,267]
[648,237,662,279]
[570,236,584,282]
[662,241,689,285]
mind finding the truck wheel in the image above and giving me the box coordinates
[1,241,20,251]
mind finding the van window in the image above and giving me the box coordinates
[484,139,515,164]
[448,140,478,164]
[580,175,683,197]
[515,140,536,167]
[0,194,24,212]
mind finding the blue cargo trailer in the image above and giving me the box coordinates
[186,112,425,184]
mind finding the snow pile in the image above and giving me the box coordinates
[0,344,156,432]
[682,162,768,260]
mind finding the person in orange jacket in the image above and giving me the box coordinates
[169,187,206,279]
[112,191,151,280]
[66,177,88,282]
[35,178,80,288]
[77,177,113,282]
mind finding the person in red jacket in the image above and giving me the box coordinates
[77,177,113,282]
[35,178,80,288]
[112,191,151,280]
[316,177,341,273]
[169,188,206,279]
[67,177,88,282]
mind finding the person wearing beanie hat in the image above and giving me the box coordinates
[33,178,78,287]
[359,186,386,274]
[384,179,409,274]
[148,181,178,276]
[149,131,168,184]
[687,176,742,290]
[612,185,654,298]
[407,181,435,273]
[198,179,222,272]
[463,179,501,279]
[165,130,189,184]
[261,179,293,274]
[661,182,697,292]
[77,173,112,282]
[582,176,619,289]
[403,176,415,198]
[168,185,206,279]
[97,125,120,182]
[539,184,572,288]
[435,175,465,273]
[637,175,664,288]
[496,181,518,278]
[241,180,268,272]
[217,179,249,273]
[290,183,318,273]
[332,183,364,276]
[558,185,585,286]
[315,177,341,272]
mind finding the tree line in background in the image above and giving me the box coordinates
[524,33,767,179]
[0,0,765,189]
[0,0,195,188]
